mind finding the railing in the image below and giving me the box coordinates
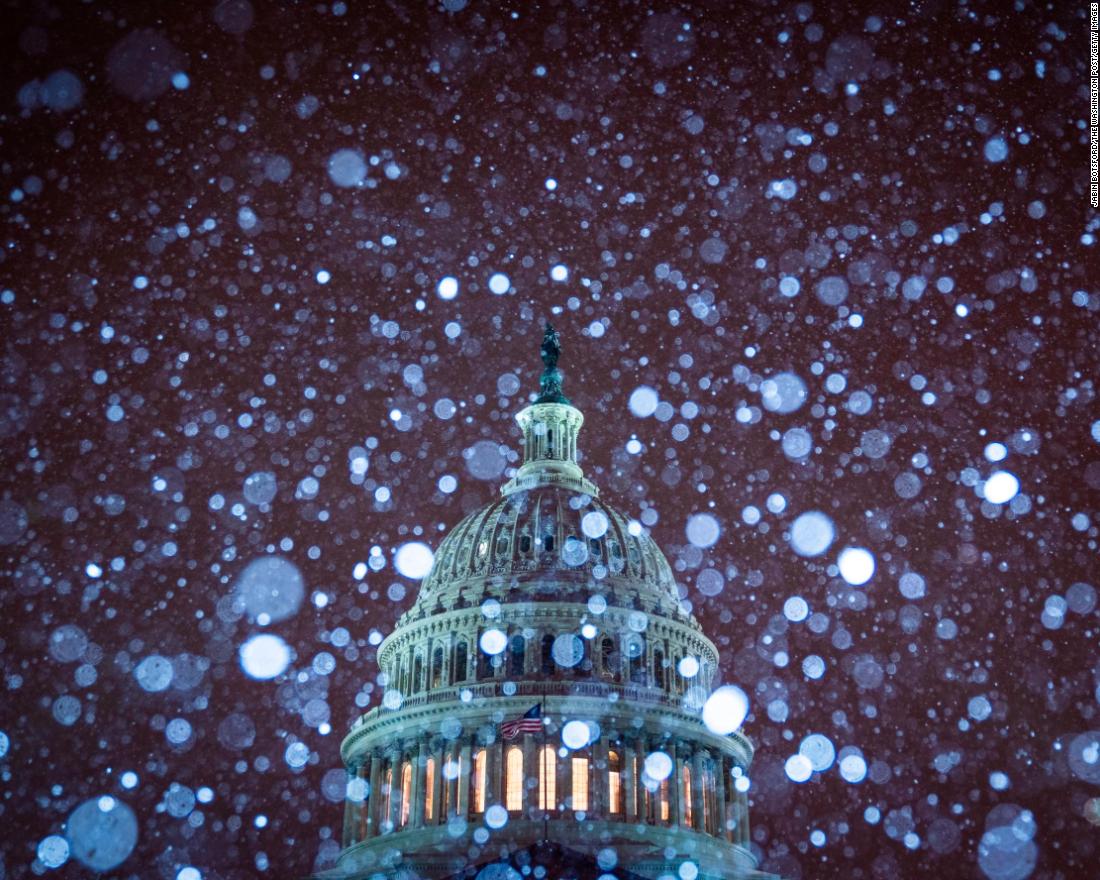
[353,678,687,727]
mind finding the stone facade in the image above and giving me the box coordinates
[322,335,777,880]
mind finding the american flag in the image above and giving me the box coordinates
[501,704,542,739]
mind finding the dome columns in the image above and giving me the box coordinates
[500,402,599,498]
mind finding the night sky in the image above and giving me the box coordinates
[1,1,1098,879]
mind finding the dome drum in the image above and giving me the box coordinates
[336,695,757,880]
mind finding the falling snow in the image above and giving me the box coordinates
[0,3,1096,880]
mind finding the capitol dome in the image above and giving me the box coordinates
[406,488,690,625]
[324,325,775,880]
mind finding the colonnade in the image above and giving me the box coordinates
[342,730,751,851]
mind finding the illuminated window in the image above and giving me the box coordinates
[472,748,487,813]
[538,745,556,810]
[571,757,589,812]
[400,762,412,827]
[682,764,692,827]
[659,777,670,822]
[424,758,435,823]
[382,765,393,827]
[505,746,524,811]
[608,749,622,815]
[442,755,458,817]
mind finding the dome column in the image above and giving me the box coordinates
[412,737,429,829]
[715,755,730,842]
[365,750,382,839]
[521,733,537,817]
[592,735,609,816]
[670,739,684,827]
[622,742,637,822]
[488,738,504,809]
[341,763,357,846]
[632,734,647,819]
[691,749,706,833]
[457,738,472,818]
[428,739,444,824]
[733,786,750,846]
[385,746,402,832]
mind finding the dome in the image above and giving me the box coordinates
[326,324,770,880]
[404,487,695,627]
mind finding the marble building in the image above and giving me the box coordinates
[322,326,776,880]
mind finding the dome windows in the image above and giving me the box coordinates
[508,635,526,677]
[453,640,468,683]
[430,647,444,689]
[608,749,624,815]
[505,746,524,811]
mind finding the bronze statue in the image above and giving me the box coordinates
[536,321,569,404]
[540,322,561,372]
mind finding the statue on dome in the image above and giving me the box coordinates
[537,321,569,404]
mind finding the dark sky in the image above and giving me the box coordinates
[1,1,1097,878]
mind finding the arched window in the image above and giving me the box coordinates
[571,755,589,812]
[682,764,693,827]
[412,655,423,693]
[541,635,555,675]
[430,647,444,689]
[702,758,715,833]
[509,634,525,677]
[477,637,493,679]
[608,749,623,815]
[520,534,532,554]
[472,748,487,813]
[653,649,665,689]
[424,757,436,823]
[628,636,646,684]
[538,745,556,810]
[541,517,556,554]
[600,636,618,681]
[505,746,524,811]
[400,761,412,827]
[453,641,468,683]
[546,428,554,458]
[442,755,458,817]
[496,532,509,557]
[659,776,670,823]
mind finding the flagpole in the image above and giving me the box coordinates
[540,701,548,847]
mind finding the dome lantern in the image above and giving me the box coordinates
[500,322,599,498]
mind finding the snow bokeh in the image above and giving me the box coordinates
[0,2,1094,879]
